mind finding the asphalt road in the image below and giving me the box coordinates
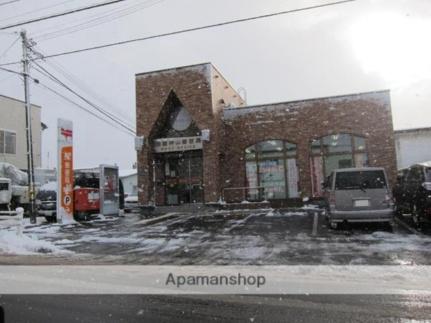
[1,294,431,322]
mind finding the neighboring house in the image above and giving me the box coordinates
[0,94,42,170]
[120,169,138,196]
[394,127,431,169]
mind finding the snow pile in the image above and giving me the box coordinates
[74,235,141,244]
[266,210,308,217]
[0,230,72,255]
[40,181,57,191]
[0,162,28,185]
[24,224,61,237]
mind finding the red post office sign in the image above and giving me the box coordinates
[57,119,74,224]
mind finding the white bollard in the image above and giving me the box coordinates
[15,207,24,237]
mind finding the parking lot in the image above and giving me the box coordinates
[1,208,431,265]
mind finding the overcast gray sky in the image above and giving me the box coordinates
[0,0,430,170]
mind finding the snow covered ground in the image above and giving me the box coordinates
[1,209,431,265]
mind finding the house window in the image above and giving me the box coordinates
[0,130,16,155]
[245,140,299,200]
[310,133,368,196]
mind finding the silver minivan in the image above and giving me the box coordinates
[323,167,394,228]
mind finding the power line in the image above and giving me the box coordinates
[0,0,128,30]
[0,0,77,24]
[40,52,135,127]
[0,0,19,7]
[0,53,135,135]
[0,65,21,75]
[34,0,165,42]
[0,0,358,65]
[0,64,136,136]
[34,77,136,137]
[31,60,135,133]
[0,34,20,61]
[33,62,136,134]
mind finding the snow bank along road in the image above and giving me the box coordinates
[0,209,431,265]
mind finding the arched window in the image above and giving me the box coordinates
[310,133,368,196]
[245,140,299,200]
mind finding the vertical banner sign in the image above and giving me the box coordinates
[57,119,74,224]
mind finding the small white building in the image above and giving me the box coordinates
[0,94,42,170]
[394,127,431,169]
[120,169,138,196]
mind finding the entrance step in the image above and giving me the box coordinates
[152,203,216,215]
[215,201,271,210]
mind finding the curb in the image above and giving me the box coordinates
[137,213,179,226]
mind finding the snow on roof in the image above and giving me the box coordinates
[0,162,28,185]
[40,181,57,191]
[223,90,390,120]
[119,169,137,178]
[135,63,212,83]
[394,127,431,134]
[417,161,431,167]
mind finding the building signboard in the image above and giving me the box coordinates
[153,136,202,153]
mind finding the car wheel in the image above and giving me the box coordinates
[329,221,338,230]
[45,216,57,223]
[384,221,394,232]
[394,204,403,217]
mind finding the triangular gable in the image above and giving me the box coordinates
[149,90,201,140]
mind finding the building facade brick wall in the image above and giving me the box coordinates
[222,91,397,200]
[136,63,397,205]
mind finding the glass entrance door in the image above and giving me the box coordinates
[162,151,203,205]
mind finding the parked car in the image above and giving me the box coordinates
[36,181,57,222]
[393,161,431,226]
[124,194,138,213]
[322,167,394,228]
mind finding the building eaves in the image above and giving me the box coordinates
[135,62,212,77]
[223,89,390,120]
[394,127,431,134]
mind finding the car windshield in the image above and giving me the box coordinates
[335,171,387,190]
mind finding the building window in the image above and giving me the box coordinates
[310,133,368,196]
[0,130,16,155]
[245,140,299,200]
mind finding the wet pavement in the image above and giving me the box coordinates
[2,294,431,323]
[2,208,431,265]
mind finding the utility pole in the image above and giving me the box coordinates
[21,29,37,224]
[152,160,156,206]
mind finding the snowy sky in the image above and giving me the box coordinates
[0,0,430,170]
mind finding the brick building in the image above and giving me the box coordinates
[136,63,397,206]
